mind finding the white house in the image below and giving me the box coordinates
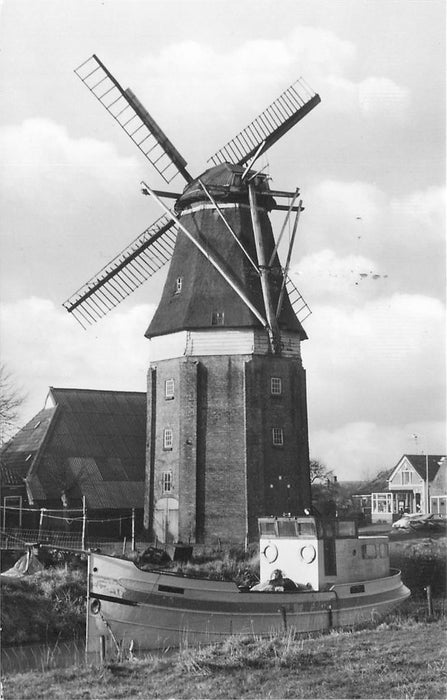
[371,454,446,523]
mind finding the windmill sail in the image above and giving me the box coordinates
[74,55,192,184]
[208,78,320,167]
[63,215,177,327]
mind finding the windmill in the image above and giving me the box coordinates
[64,55,321,544]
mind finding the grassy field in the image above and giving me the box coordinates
[2,601,446,699]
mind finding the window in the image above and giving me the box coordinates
[272,427,284,446]
[270,377,282,395]
[163,428,173,450]
[401,470,412,485]
[211,311,225,326]
[162,472,173,493]
[361,544,377,559]
[175,277,183,294]
[3,496,23,528]
[165,379,175,400]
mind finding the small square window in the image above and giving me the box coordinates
[165,379,175,400]
[175,277,183,294]
[163,428,173,450]
[272,427,284,446]
[211,311,225,326]
[162,471,173,493]
[270,377,282,395]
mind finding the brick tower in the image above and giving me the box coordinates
[144,164,311,544]
[63,55,320,545]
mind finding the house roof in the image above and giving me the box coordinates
[0,461,24,486]
[390,454,446,483]
[0,407,58,481]
[1,388,147,509]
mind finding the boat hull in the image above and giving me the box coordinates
[86,553,410,659]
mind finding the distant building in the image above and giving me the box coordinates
[371,454,446,523]
[0,388,146,539]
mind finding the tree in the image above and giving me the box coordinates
[309,458,334,484]
[0,364,26,445]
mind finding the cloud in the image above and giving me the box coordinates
[290,249,389,306]
[0,118,140,204]
[129,24,409,162]
[0,297,155,423]
[295,180,445,300]
[302,291,445,431]
[325,75,411,122]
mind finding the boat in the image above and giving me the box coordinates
[86,515,410,659]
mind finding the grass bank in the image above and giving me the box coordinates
[2,601,446,699]
[1,567,86,646]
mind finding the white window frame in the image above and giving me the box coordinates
[163,428,173,450]
[272,427,284,446]
[270,377,282,395]
[162,471,173,493]
[401,470,412,485]
[164,378,175,400]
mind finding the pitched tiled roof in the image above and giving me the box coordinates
[1,388,147,508]
[0,461,24,486]
[402,454,445,482]
[0,407,57,483]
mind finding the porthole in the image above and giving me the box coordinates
[90,598,101,615]
[300,545,316,564]
[263,543,278,563]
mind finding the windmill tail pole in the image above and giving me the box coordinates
[140,181,269,330]
[248,182,280,352]
[276,201,303,319]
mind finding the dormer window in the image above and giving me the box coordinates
[175,277,183,294]
[211,311,225,326]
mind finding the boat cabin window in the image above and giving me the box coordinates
[297,520,317,537]
[361,544,377,559]
[259,519,318,538]
[259,521,278,537]
[277,520,296,537]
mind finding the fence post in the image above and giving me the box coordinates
[425,585,434,616]
[81,497,86,550]
[38,508,45,540]
[131,508,135,551]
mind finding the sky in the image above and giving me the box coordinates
[0,0,445,479]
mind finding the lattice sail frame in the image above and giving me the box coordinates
[208,78,321,167]
[74,55,192,184]
[63,215,177,328]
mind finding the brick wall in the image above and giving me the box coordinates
[144,351,310,545]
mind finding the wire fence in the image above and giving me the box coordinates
[0,527,150,554]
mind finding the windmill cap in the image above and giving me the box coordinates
[175,162,275,213]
